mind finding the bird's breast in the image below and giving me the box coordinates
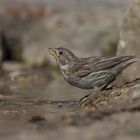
[60,64,69,71]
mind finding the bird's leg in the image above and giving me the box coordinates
[101,75,118,91]
[80,93,91,103]
[101,82,113,91]
[80,87,100,101]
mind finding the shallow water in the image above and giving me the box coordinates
[0,67,89,138]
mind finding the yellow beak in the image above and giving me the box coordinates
[49,49,57,57]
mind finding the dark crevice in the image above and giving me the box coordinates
[0,30,22,62]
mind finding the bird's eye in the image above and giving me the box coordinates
[59,51,63,55]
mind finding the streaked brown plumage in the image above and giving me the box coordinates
[49,47,140,90]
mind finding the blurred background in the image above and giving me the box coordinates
[0,0,132,99]
[2,0,140,139]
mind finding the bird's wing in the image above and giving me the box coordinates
[73,56,135,77]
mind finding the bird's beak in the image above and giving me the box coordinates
[48,48,57,57]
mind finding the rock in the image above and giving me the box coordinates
[117,0,140,82]
[0,31,4,64]
[0,2,48,64]
[2,61,28,72]
[130,84,140,101]
[78,79,140,112]
[22,2,126,66]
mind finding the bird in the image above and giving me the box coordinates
[49,47,140,90]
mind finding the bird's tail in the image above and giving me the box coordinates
[114,56,140,74]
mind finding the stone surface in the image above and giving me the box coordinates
[0,77,140,140]
[117,0,140,82]
[22,1,130,66]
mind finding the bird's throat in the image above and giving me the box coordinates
[60,64,69,70]
[60,64,70,78]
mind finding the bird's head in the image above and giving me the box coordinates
[49,47,77,65]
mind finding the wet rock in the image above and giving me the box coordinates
[117,0,140,82]
[1,65,140,140]
[78,79,140,111]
